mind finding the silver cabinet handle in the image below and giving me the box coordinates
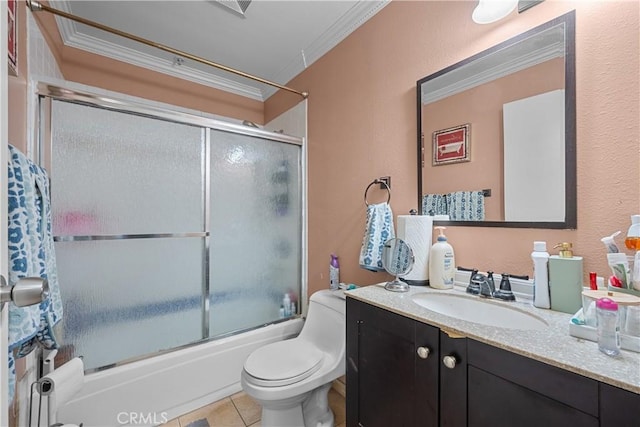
[443,355,457,369]
[417,346,430,359]
[0,275,49,308]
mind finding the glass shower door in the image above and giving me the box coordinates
[208,129,302,337]
[41,89,305,371]
[49,99,206,370]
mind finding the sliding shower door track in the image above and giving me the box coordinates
[53,232,208,242]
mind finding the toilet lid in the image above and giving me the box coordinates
[244,340,324,387]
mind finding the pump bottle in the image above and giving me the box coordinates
[428,227,455,289]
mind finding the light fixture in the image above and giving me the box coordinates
[472,0,518,24]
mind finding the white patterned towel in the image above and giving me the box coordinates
[7,145,62,404]
[422,194,448,216]
[359,202,395,271]
[446,191,485,221]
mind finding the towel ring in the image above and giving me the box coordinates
[364,179,391,206]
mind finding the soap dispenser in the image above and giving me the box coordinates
[428,226,455,289]
[548,242,584,314]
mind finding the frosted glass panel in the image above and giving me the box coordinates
[55,238,204,370]
[50,100,204,235]
[209,130,302,337]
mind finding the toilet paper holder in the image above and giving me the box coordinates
[29,377,54,427]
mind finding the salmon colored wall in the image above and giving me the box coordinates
[422,57,564,221]
[8,0,28,152]
[266,1,639,297]
[32,9,264,124]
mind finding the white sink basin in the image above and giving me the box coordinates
[411,293,548,330]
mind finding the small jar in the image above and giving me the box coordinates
[596,298,620,356]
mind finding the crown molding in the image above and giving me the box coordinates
[263,0,391,99]
[53,0,389,101]
[53,1,262,100]
[421,41,565,105]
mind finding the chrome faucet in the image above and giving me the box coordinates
[466,270,496,298]
[465,269,517,301]
[479,271,495,298]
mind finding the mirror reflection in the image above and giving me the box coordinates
[382,238,415,293]
[418,12,576,229]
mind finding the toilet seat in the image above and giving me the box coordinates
[244,340,324,387]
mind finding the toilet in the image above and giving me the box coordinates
[241,289,346,427]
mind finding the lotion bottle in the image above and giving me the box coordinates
[548,242,583,314]
[532,241,551,308]
[428,227,455,289]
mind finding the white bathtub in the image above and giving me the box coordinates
[56,318,304,426]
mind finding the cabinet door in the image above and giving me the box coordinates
[440,331,467,427]
[600,383,640,426]
[468,366,598,426]
[346,298,439,427]
[415,321,440,426]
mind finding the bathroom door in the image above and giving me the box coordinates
[0,0,10,423]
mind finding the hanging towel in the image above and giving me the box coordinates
[422,194,448,216]
[7,145,62,404]
[359,202,395,272]
[446,191,485,221]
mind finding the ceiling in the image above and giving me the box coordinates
[49,0,390,100]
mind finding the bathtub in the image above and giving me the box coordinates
[56,318,304,426]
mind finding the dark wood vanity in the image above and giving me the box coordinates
[346,298,640,427]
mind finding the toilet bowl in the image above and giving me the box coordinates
[241,289,346,427]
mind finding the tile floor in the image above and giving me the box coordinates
[161,388,345,427]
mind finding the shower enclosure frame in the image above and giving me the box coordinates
[34,81,308,372]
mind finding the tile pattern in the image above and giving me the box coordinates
[162,389,345,427]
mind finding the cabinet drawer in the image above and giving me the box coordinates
[467,340,598,416]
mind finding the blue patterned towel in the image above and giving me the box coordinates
[359,202,395,272]
[446,191,485,221]
[7,145,62,403]
[422,194,447,216]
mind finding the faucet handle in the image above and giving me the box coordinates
[495,273,516,301]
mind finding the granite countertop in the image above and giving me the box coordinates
[346,283,640,394]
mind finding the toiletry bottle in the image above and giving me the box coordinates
[600,231,621,253]
[428,227,455,289]
[624,214,640,250]
[625,215,640,290]
[548,242,583,314]
[596,297,620,357]
[330,254,340,290]
[283,293,291,317]
[532,241,550,309]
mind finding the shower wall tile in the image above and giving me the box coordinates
[27,12,63,79]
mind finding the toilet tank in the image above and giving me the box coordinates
[298,290,346,355]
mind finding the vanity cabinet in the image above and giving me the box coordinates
[346,298,639,427]
[346,297,466,427]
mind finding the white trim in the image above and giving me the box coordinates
[52,0,389,101]
[264,0,390,99]
[1,0,9,423]
[422,42,564,105]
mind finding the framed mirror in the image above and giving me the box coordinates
[417,11,576,229]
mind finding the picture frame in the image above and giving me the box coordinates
[432,123,470,166]
[8,0,18,76]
